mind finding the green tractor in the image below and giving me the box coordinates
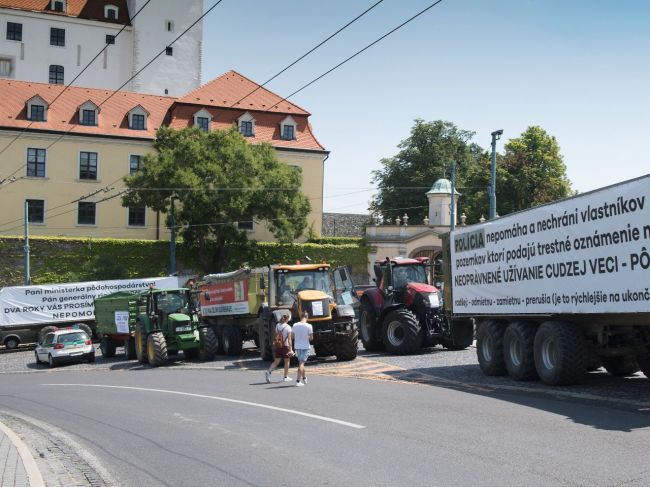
[129,287,217,366]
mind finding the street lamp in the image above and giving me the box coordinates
[489,129,503,220]
[169,196,178,275]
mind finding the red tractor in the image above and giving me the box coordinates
[359,257,473,354]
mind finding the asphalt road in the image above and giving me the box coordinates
[1,344,650,486]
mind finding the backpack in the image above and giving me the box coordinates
[273,324,287,349]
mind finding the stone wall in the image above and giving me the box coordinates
[323,213,371,238]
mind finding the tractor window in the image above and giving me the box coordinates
[274,270,332,305]
[155,292,189,314]
[392,265,428,290]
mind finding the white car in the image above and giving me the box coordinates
[35,328,95,368]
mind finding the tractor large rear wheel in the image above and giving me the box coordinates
[335,330,359,361]
[381,309,422,355]
[198,327,218,361]
[222,324,243,356]
[359,301,384,352]
[135,321,148,364]
[146,331,168,367]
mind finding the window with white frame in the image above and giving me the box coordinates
[78,101,99,126]
[52,0,65,12]
[78,202,96,225]
[280,115,297,140]
[27,96,48,122]
[127,106,148,130]
[50,27,65,46]
[104,4,119,19]
[79,151,98,180]
[193,108,212,132]
[0,57,13,78]
[7,22,22,41]
[238,112,255,137]
[49,65,64,84]
[128,207,146,226]
[26,199,45,223]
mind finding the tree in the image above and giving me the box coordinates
[370,120,482,223]
[122,127,311,272]
[498,126,572,216]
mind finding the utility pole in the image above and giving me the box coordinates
[489,129,503,220]
[450,161,456,231]
[24,200,31,285]
[169,197,177,275]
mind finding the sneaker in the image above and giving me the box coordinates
[302,377,308,384]
[296,381,304,387]
[265,371,271,384]
[283,377,293,382]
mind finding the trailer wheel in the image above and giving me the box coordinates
[534,321,587,386]
[382,308,422,355]
[503,321,538,380]
[259,318,273,362]
[100,337,116,358]
[222,324,243,356]
[135,321,148,364]
[638,354,650,379]
[4,336,19,350]
[198,327,218,361]
[147,332,168,367]
[601,356,640,376]
[124,338,137,360]
[359,301,384,352]
[335,330,359,361]
[476,320,507,376]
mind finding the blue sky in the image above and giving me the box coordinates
[201,0,650,215]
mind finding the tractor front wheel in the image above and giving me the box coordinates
[381,309,422,355]
[335,330,359,361]
[359,301,383,352]
[146,332,168,367]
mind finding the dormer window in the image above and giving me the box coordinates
[280,116,297,140]
[193,108,212,132]
[127,105,149,130]
[238,112,255,137]
[52,0,65,12]
[104,4,119,20]
[27,96,48,122]
[78,101,99,126]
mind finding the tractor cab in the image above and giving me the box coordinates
[146,288,196,335]
[375,257,435,305]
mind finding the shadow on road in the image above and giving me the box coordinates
[382,364,650,432]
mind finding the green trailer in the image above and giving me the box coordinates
[94,288,218,366]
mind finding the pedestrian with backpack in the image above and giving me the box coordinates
[265,314,294,383]
[292,312,313,386]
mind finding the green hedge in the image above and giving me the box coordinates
[0,236,369,287]
[306,236,365,245]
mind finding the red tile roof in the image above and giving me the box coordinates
[0,74,326,151]
[178,70,311,116]
[0,0,130,24]
[0,79,174,139]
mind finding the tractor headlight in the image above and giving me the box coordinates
[427,293,440,308]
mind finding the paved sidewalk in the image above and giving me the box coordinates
[0,420,45,487]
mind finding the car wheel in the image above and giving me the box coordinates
[87,352,95,364]
[48,354,57,368]
[35,350,42,364]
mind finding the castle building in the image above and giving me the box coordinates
[0,0,202,96]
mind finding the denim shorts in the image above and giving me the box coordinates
[295,349,310,363]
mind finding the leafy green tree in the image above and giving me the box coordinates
[370,120,482,223]
[122,127,311,272]
[498,126,572,216]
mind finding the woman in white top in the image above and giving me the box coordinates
[265,314,294,383]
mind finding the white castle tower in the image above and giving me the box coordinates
[127,0,203,96]
[426,178,460,226]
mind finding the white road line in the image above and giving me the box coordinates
[0,420,46,487]
[42,384,366,429]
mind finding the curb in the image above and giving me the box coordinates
[0,420,45,487]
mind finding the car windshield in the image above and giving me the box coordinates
[392,264,428,290]
[156,292,190,314]
[57,332,88,344]
[275,270,332,305]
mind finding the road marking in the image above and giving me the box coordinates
[42,384,366,429]
[0,420,46,487]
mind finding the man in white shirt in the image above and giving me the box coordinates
[292,312,313,386]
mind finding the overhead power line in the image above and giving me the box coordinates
[0,0,153,162]
[268,0,445,111]
[230,0,385,108]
